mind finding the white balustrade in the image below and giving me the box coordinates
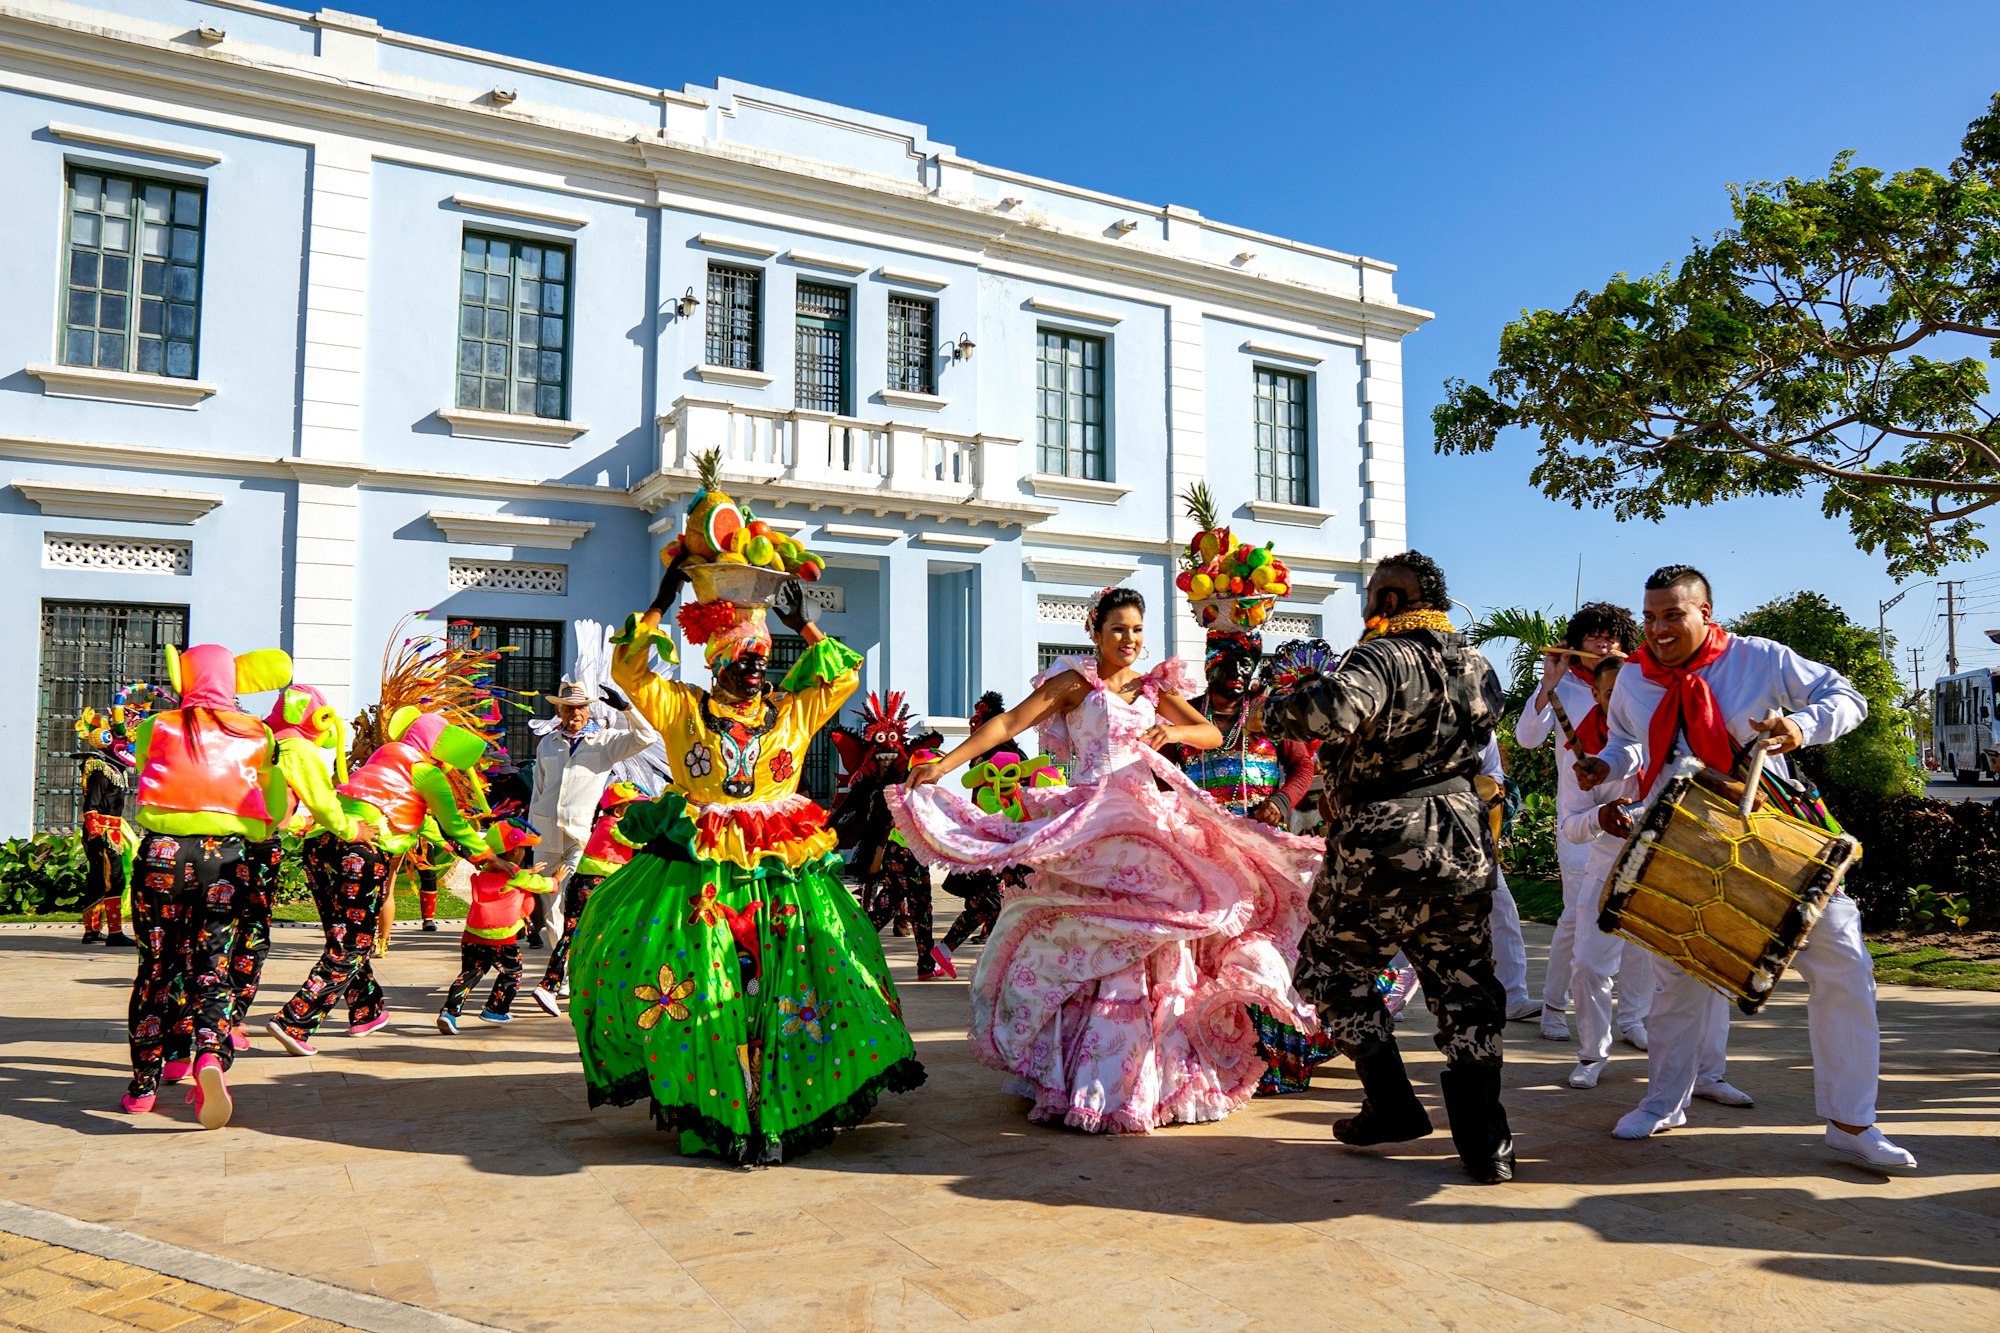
[659,397,1020,506]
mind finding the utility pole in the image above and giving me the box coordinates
[1940,579,1964,674]
[1878,587,1910,661]
[1910,647,1924,700]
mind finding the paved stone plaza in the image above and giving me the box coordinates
[1,917,1996,1331]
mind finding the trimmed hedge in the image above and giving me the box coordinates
[1834,791,2000,930]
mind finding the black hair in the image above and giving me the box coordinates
[1645,564,1712,603]
[1085,586,1146,634]
[1593,654,1627,683]
[970,690,1005,722]
[1567,601,1641,653]
[1375,550,1450,612]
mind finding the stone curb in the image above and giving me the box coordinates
[0,1198,503,1333]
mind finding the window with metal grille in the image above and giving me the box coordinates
[1035,328,1107,479]
[886,295,936,395]
[35,600,188,831]
[445,618,564,767]
[1037,643,1091,672]
[705,263,761,370]
[795,281,852,414]
[62,167,204,378]
[1254,368,1310,504]
[456,232,571,418]
[769,634,837,802]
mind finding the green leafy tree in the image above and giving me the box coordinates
[1727,591,1923,799]
[1469,606,1568,800]
[1435,94,2000,577]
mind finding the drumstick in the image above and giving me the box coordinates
[1548,691,1584,754]
[1738,708,1781,820]
[1538,646,1612,666]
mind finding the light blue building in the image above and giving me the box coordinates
[0,0,1430,834]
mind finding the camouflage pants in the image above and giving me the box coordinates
[1298,883,1505,1069]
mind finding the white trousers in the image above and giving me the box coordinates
[1550,859,1654,1030]
[1568,865,1630,1062]
[1632,893,1878,1124]
[1489,866,1530,1008]
[1543,892,1577,1013]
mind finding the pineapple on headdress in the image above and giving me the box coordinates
[662,449,826,584]
[1173,484,1294,636]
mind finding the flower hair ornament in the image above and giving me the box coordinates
[1084,584,1123,634]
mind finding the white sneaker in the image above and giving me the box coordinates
[1540,1010,1570,1041]
[1613,1107,1687,1139]
[1505,999,1543,1022]
[531,986,561,1017]
[1825,1125,1918,1173]
[1620,1025,1649,1051]
[557,980,570,999]
[1693,1080,1754,1107]
[1567,1061,1602,1089]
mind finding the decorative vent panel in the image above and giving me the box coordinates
[1267,613,1322,639]
[448,558,566,595]
[1037,595,1091,625]
[44,534,191,575]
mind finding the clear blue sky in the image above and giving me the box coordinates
[367,0,2000,684]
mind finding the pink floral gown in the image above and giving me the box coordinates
[887,655,1323,1132]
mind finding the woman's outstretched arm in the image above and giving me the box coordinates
[906,672,1084,788]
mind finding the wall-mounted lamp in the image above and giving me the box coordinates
[1000,196,1025,210]
[1111,218,1139,235]
[674,287,701,319]
[1233,251,1256,265]
[490,87,518,106]
[195,23,226,43]
[951,332,976,362]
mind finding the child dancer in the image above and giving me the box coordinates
[894,586,1322,1132]
[1558,656,1639,1088]
[439,819,554,1031]
[531,781,644,1014]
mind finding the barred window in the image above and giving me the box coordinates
[456,232,571,418]
[1037,643,1090,672]
[446,618,563,766]
[63,168,204,378]
[36,600,187,830]
[1035,328,1107,479]
[794,281,851,414]
[886,295,935,395]
[1254,367,1310,505]
[705,263,761,370]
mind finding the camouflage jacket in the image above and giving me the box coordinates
[1262,630,1504,897]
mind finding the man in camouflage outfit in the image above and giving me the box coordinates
[1252,550,1515,1183]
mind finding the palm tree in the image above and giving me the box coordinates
[1468,607,1568,716]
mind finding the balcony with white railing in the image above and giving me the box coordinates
[641,396,1054,527]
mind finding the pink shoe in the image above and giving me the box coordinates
[120,1092,155,1114]
[229,1027,251,1052]
[189,1054,232,1130]
[348,1011,390,1038]
[161,1059,192,1084]
[265,1018,317,1057]
[928,945,959,980]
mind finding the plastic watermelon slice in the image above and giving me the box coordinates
[700,499,744,557]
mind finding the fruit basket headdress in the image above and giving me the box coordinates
[664,450,829,666]
[1174,484,1295,652]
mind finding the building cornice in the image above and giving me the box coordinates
[628,464,1058,531]
[0,6,1433,339]
[427,509,596,549]
[0,432,644,507]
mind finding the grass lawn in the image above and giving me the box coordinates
[1511,876,1562,925]
[1866,942,2000,992]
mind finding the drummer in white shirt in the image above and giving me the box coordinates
[1517,603,1654,1046]
[1577,564,1917,1171]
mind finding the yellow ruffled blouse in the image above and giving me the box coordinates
[611,623,860,871]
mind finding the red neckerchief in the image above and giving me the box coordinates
[1573,707,1608,756]
[1631,625,1733,791]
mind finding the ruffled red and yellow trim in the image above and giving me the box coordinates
[691,794,838,871]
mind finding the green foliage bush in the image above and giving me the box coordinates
[0,833,88,915]
[1501,791,1561,880]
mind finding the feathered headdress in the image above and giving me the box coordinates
[350,614,534,814]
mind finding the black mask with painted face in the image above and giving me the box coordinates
[714,650,769,705]
[1206,648,1260,704]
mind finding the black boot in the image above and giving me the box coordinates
[1333,1044,1433,1145]
[1439,1065,1515,1184]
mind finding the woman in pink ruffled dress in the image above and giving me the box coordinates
[890,587,1322,1132]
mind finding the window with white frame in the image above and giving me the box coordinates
[705,263,761,370]
[887,294,936,395]
[1036,327,1107,479]
[63,167,205,378]
[457,231,572,418]
[1254,367,1309,505]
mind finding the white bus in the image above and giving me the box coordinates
[1933,668,2000,783]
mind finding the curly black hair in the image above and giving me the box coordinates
[1375,550,1449,612]
[1085,586,1146,634]
[1644,564,1712,603]
[969,690,1005,726]
[1566,600,1640,653]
